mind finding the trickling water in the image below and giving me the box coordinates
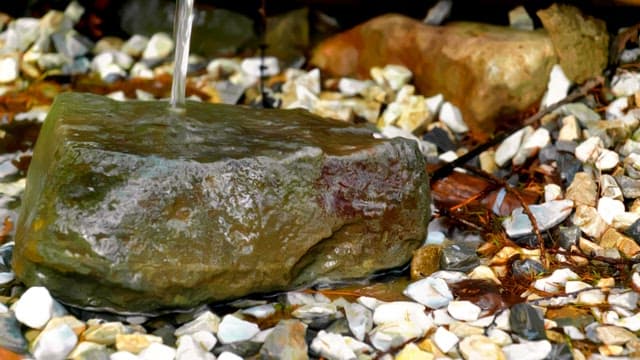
[170,0,195,110]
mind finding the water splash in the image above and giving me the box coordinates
[170,0,195,111]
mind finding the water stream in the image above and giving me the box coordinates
[170,0,195,110]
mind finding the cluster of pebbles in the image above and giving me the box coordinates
[3,2,640,360]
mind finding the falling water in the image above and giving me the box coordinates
[170,0,195,110]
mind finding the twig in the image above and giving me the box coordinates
[430,77,604,181]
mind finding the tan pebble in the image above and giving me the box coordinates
[115,333,162,354]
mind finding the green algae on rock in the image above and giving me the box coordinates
[12,92,430,313]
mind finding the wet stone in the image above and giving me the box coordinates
[509,303,546,341]
[0,312,28,353]
[12,93,430,313]
[440,242,479,272]
[260,319,308,360]
[624,218,640,243]
[615,175,640,199]
[410,244,442,280]
[511,258,544,279]
[557,225,581,250]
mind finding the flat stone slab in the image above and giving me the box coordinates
[13,93,430,313]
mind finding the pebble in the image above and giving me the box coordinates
[369,321,425,352]
[509,303,546,340]
[513,127,550,166]
[562,103,601,127]
[508,6,534,30]
[174,311,220,336]
[597,197,625,225]
[557,115,581,141]
[573,205,609,239]
[343,302,372,341]
[84,322,126,345]
[495,127,528,167]
[439,102,468,133]
[260,319,307,360]
[14,286,55,329]
[32,324,78,360]
[395,342,434,360]
[310,330,356,360]
[0,54,19,83]
[240,57,279,77]
[381,64,412,91]
[142,32,174,62]
[440,242,480,272]
[595,149,619,171]
[110,351,139,360]
[595,325,637,345]
[447,300,481,321]
[176,335,215,360]
[216,315,260,344]
[67,341,109,359]
[534,268,579,293]
[541,64,571,108]
[575,136,603,163]
[241,304,275,319]
[138,343,176,360]
[404,277,453,309]
[115,333,162,353]
[611,71,640,97]
[0,312,28,353]
[502,199,574,238]
[600,174,623,200]
[502,340,552,360]
[432,326,459,353]
[217,351,243,360]
[459,334,506,360]
[122,34,149,58]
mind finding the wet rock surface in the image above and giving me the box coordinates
[12,92,430,312]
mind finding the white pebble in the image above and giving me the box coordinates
[142,32,174,61]
[541,64,571,108]
[175,311,220,336]
[0,55,19,83]
[382,64,412,91]
[110,351,139,360]
[344,302,372,342]
[595,149,619,171]
[310,330,356,360]
[138,343,176,360]
[502,340,552,360]
[373,302,431,332]
[240,56,279,77]
[15,286,55,329]
[447,300,481,321]
[495,127,529,167]
[534,268,579,293]
[217,351,243,360]
[216,315,260,344]
[439,102,468,133]
[544,184,562,202]
[575,136,603,163]
[433,326,459,353]
[597,197,625,225]
[32,324,78,360]
[404,277,453,309]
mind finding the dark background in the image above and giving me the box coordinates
[4,0,640,39]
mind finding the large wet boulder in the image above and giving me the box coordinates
[13,93,430,313]
[311,14,557,138]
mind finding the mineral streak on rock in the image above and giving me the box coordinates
[13,93,430,313]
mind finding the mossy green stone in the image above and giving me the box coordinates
[13,93,430,313]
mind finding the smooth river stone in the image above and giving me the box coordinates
[13,92,430,313]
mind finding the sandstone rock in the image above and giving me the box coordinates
[13,93,430,313]
[537,4,609,83]
[311,15,557,137]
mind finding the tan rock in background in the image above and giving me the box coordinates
[311,14,557,138]
[537,4,609,84]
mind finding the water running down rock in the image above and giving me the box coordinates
[12,92,430,313]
